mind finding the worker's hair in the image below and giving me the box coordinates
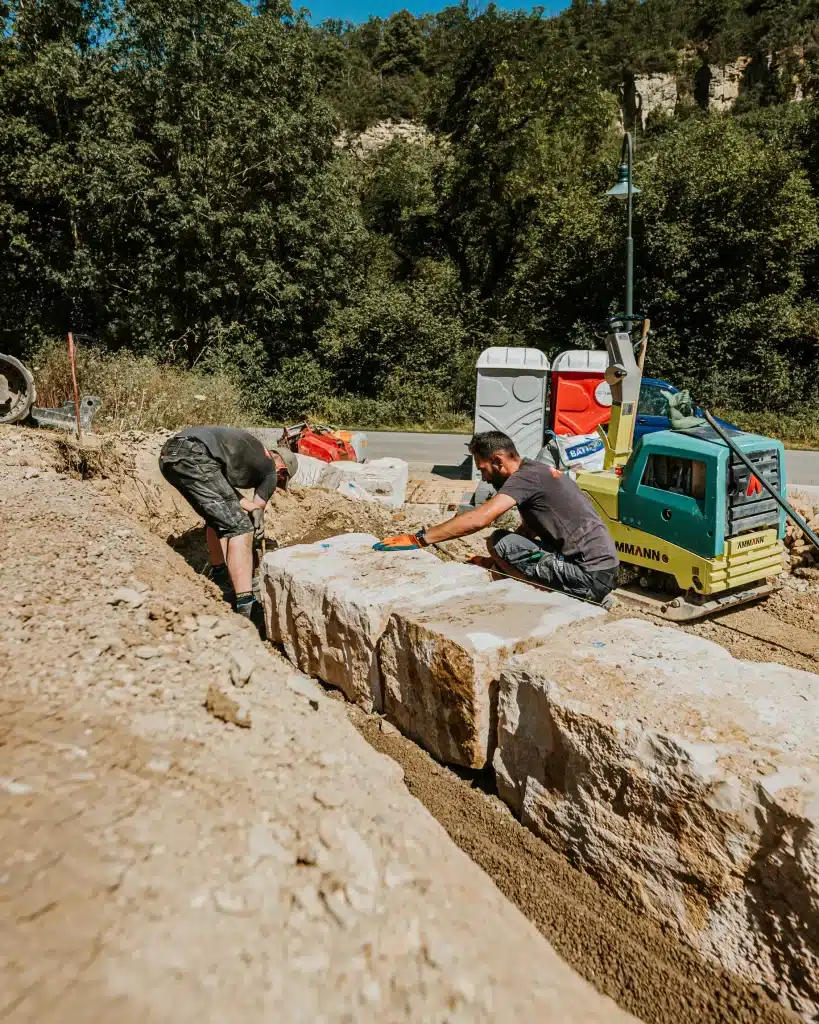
[467,431,519,460]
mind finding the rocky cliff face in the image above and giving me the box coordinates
[624,73,678,128]
[335,119,433,158]
[623,51,809,128]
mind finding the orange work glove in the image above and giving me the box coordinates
[373,533,422,551]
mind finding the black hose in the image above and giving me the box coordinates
[703,410,819,552]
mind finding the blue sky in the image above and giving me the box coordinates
[303,0,568,25]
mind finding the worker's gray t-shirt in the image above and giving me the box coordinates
[498,459,619,571]
[180,427,277,502]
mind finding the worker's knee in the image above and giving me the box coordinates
[488,528,511,553]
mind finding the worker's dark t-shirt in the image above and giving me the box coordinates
[498,459,619,571]
[180,427,277,502]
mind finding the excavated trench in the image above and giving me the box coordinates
[339,694,797,1024]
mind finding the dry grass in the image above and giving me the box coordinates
[312,394,472,433]
[716,408,819,450]
[30,340,249,433]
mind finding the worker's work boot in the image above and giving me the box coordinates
[235,592,266,638]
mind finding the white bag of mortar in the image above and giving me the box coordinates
[537,433,604,473]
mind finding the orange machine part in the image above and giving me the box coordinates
[296,429,356,463]
[549,369,612,436]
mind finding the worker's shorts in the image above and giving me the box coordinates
[159,436,252,540]
[489,530,618,605]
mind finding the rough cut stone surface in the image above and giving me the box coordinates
[494,617,819,1020]
[335,119,433,158]
[290,455,409,507]
[320,457,409,508]
[379,580,605,768]
[262,534,487,711]
[626,72,678,128]
[706,57,751,111]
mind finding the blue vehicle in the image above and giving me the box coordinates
[635,378,737,442]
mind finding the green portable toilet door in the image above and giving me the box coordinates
[619,437,723,560]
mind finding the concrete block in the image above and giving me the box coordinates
[262,534,487,711]
[379,580,605,768]
[494,617,819,1019]
[319,458,409,508]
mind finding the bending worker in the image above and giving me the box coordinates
[375,430,619,605]
[159,426,297,628]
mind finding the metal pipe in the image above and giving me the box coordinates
[703,411,819,551]
[625,133,633,318]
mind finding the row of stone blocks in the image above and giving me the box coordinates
[262,534,819,1020]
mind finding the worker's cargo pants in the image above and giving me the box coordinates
[159,436,252,539]
[490,529,618,605]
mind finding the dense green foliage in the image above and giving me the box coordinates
[2,0,819,425]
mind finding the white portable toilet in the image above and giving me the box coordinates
[472,347,549,481]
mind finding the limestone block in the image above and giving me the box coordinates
[290,455,408,507]
[380,580,605,768]
[494,617,819,1019]
[262,534,487,711]
[290,454,328,488]
[319,458,409,508]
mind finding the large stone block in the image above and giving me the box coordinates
[262,534,487,711]
[319,457,409,508]
[494,617,819,1019]
[380,580,605,769]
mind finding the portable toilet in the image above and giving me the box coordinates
[473,347,549,479]
[549,349,611,437]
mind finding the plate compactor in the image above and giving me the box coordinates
[576,318,786,620]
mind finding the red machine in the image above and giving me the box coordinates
[279,423,359,464]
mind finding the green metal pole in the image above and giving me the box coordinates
[625,132,633,318]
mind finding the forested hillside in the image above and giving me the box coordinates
[2,0,818,426]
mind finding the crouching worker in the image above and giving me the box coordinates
[374,430,619,606]
[159,427,297,630]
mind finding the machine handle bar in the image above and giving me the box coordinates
[703,410,819,553]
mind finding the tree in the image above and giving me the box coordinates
[635,111,819,409]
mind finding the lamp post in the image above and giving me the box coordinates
[606,132,639,318]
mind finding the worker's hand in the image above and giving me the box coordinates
[249,507,265,544]
[373,533,422,551]
[467,554,496,569]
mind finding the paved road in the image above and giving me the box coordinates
[252,426,819,488]
[362,430,819,486]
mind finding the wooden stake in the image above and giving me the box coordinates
[67,331,82,440]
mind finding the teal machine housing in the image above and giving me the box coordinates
[618,426,787,560]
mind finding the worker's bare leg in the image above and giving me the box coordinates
[225,532,254,596]
[206,526,226,566]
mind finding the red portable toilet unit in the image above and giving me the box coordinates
[549,350,611,436]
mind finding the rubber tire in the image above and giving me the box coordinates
[0,354,36,424]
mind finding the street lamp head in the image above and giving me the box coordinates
[606,162,640,199]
